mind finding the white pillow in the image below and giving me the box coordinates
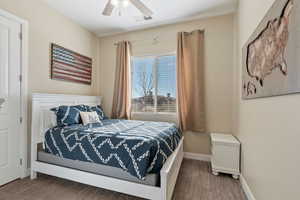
[43,110,57,129]
[80,111,101,125]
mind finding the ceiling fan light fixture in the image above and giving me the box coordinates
[111,0,119,7]
[122,0,130,8]
[111,0,130,8]
[102,0,153,17]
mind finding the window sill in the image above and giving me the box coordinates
[132,112,177,115]
[131,112,178,123]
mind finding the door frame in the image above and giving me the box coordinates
[0,9,29,179]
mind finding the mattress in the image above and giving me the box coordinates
[38,150,160,186]
[44,119,182,180]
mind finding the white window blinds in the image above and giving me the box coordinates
[131,54,177,113]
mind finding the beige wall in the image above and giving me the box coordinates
[0,0,100,96]
[99,14,235,154]
[236,0,300,199]
[0,0,100,168]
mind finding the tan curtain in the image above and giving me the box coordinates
[177,30,205,132]
[111,41,132,119]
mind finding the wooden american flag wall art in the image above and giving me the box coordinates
[51,43,92,85]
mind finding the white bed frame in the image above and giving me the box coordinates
[31,93,184,200]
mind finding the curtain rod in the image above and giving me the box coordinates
[114,36,159,46]
[113,29,205,46]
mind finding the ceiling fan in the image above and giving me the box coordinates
[102,0,153,19]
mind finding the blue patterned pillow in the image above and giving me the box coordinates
[87,105,107,120]
[51,105,89,127]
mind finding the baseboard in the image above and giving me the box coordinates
[184,152,211,162]
[240,174,256,200]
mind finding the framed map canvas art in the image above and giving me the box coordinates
[242,0,299,99]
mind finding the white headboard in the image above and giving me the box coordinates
[31,93,102,145]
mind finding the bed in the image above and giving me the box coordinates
[31,93,184,200]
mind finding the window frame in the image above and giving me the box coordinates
[131,52,177,115]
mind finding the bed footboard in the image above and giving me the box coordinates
[31,137,184,200]
[160,137,184,200]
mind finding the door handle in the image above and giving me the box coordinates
[0,98,5,108]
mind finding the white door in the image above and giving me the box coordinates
[0,15,21,186]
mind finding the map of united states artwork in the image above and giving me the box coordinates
[242,0,300,99]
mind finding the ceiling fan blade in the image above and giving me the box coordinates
[102,0,115,16]
[129,0,153,17]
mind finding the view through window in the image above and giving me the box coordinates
[131,54,176,113]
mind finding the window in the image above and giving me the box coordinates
[131,54,177,113]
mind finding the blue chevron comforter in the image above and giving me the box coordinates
[44,119,182,180]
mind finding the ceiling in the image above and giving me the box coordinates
[43,0,237,37]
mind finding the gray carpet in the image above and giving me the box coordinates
[0,159,246,200]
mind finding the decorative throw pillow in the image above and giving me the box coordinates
[87,105,107,120]
[43,110,57,128]
[51,105,89,127]
[80,111,101,125]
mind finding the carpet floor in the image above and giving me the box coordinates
[0,159,246,200]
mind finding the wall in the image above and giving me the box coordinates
[0,0,100,168]
[99,14,235,154]
[0,0,100,96]
[236,0,300,199]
